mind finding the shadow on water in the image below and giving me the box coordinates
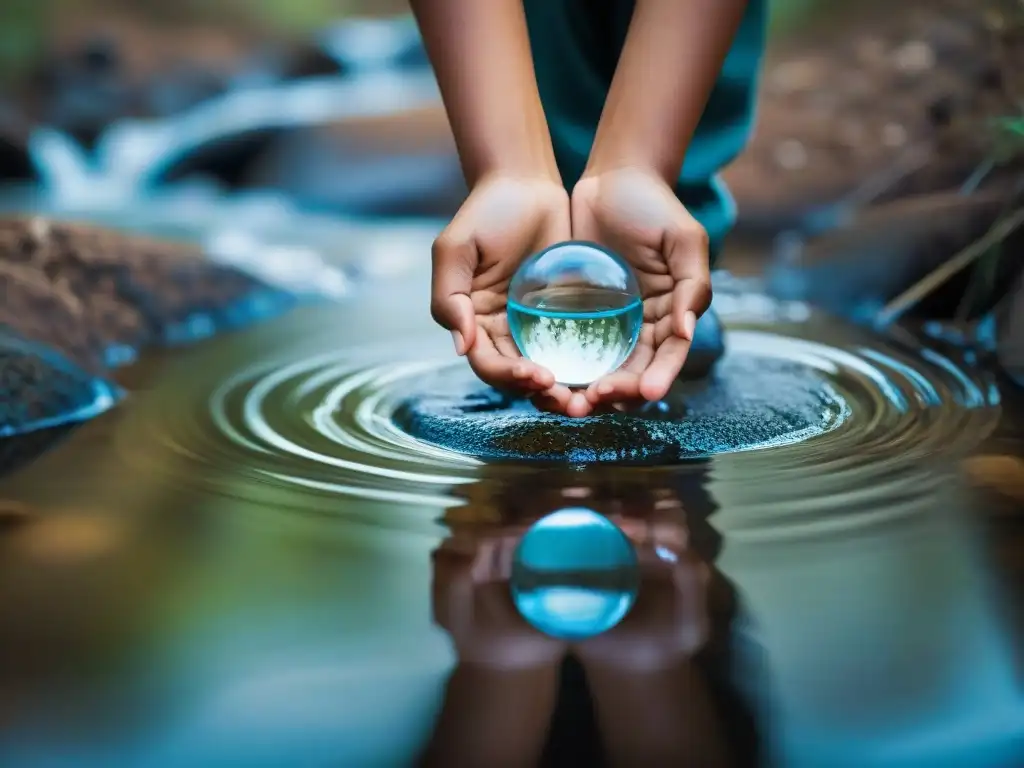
[0,247,1021,766]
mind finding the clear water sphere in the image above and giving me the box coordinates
[507,242,643,387]
[510,508,640,640]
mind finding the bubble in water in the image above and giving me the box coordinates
[507,242,643,386]
[510,508,639,639]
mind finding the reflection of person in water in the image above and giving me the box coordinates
[420,469,769,767]
[419,527,568,767]
[575,516,763,767]
[409,0,765,417]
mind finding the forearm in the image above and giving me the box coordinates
[409,0,560,186]
[581,659,733,767]
[418,664,561,767]
[585,0,750,183]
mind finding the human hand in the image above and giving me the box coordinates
[570,168,712,410]
[432,175,588,415]
[431,530,568,669]
[572,516,712,670]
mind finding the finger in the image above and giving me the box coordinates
[497,536,518,580]
[671,278,711,340]
[566,391,593,418]
[639,335,692,401]
[531,384,580,415]
[468,332,552,392]
[585,370,642,405]
[623,325,657,371]
[431,233,478,354]
[652,314,677,346]
[494,335,557,390]
[663,224,712,338]
[470,540,496,583]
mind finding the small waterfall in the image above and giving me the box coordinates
[4,16,445,301]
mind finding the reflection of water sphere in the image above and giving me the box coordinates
[510,508,639,640]
[507,242,642,386]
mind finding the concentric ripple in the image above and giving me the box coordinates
[118,279,1002,511]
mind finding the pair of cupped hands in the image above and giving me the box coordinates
[432,167,712,418]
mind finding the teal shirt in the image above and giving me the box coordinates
[523,0,767,264]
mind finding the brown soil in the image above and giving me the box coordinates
[723,0,1024,229]
[0,217,278,372]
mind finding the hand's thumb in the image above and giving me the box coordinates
[431,236,477,356]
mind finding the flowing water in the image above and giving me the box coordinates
[0,215,1020,767]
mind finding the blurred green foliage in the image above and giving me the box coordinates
[769,0,830,34]
[0,0,47,86]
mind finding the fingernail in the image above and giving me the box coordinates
[597,382,612,396]
[683,311,697,340]
[451,330,465,355]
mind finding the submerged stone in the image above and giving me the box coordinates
[0,331,120,475]
[394,349,847,463]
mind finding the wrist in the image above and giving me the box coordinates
[473,166,565,193]
[572,165,674,203]
[467,138,563,191]
[581,157,680,189]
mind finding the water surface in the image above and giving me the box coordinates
[0,231,1021,767]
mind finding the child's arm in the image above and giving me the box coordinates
[585,0,751,184]
[409,0,559,187]
[573,1,751,406]
[410,0,580,414]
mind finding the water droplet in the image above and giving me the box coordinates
[510,508,639,639]
[508,242,642,386]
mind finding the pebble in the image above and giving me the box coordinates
[854,37,888,67]
[769,59,821,95]
[881,123,908,148]
[774,139,809,171]
[892,41,936,74]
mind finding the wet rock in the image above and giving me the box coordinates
[682,307,726,380]
[0,216,299,475]
[0,330,120,476]
[19,19,256,147]
[0,332,117,434]
[0,217,298,370]
[395,353,845,463]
